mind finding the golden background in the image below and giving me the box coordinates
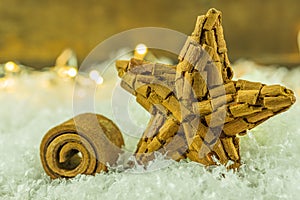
[0,0,300,68]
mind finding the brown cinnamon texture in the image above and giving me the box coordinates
[40,113,124,179]
[116,8,296,168]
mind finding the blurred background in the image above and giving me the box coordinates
[0,0,300,69]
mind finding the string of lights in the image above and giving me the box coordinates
[0,44,149,91]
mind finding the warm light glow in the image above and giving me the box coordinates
[89,70,99,80]
[5,61,20,72]
[67,68,77,77]
[56,66,77,78]
[95,76,104,85]
[89,70,104,85]
[135,43,148,55]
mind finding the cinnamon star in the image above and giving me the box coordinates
[116,8,296,168]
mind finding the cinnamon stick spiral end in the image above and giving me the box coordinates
[40,113,124,179]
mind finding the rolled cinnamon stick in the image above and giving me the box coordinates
[40,113,124,179]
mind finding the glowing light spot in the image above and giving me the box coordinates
[89,70,99,80]
[95,76,104,85]
[89,70,104,85]
[135,44,148,55]
[5,61,20,72]
[67,68,77,77]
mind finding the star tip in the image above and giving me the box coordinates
[285,88,297,105]
[208,8,222,15]
[115,60,129,69]
[209,8,218,13]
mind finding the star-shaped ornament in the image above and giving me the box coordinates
[116,8,296,168]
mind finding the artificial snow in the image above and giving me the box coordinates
[0,60,299,200]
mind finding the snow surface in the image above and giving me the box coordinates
[0,60,299,200]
